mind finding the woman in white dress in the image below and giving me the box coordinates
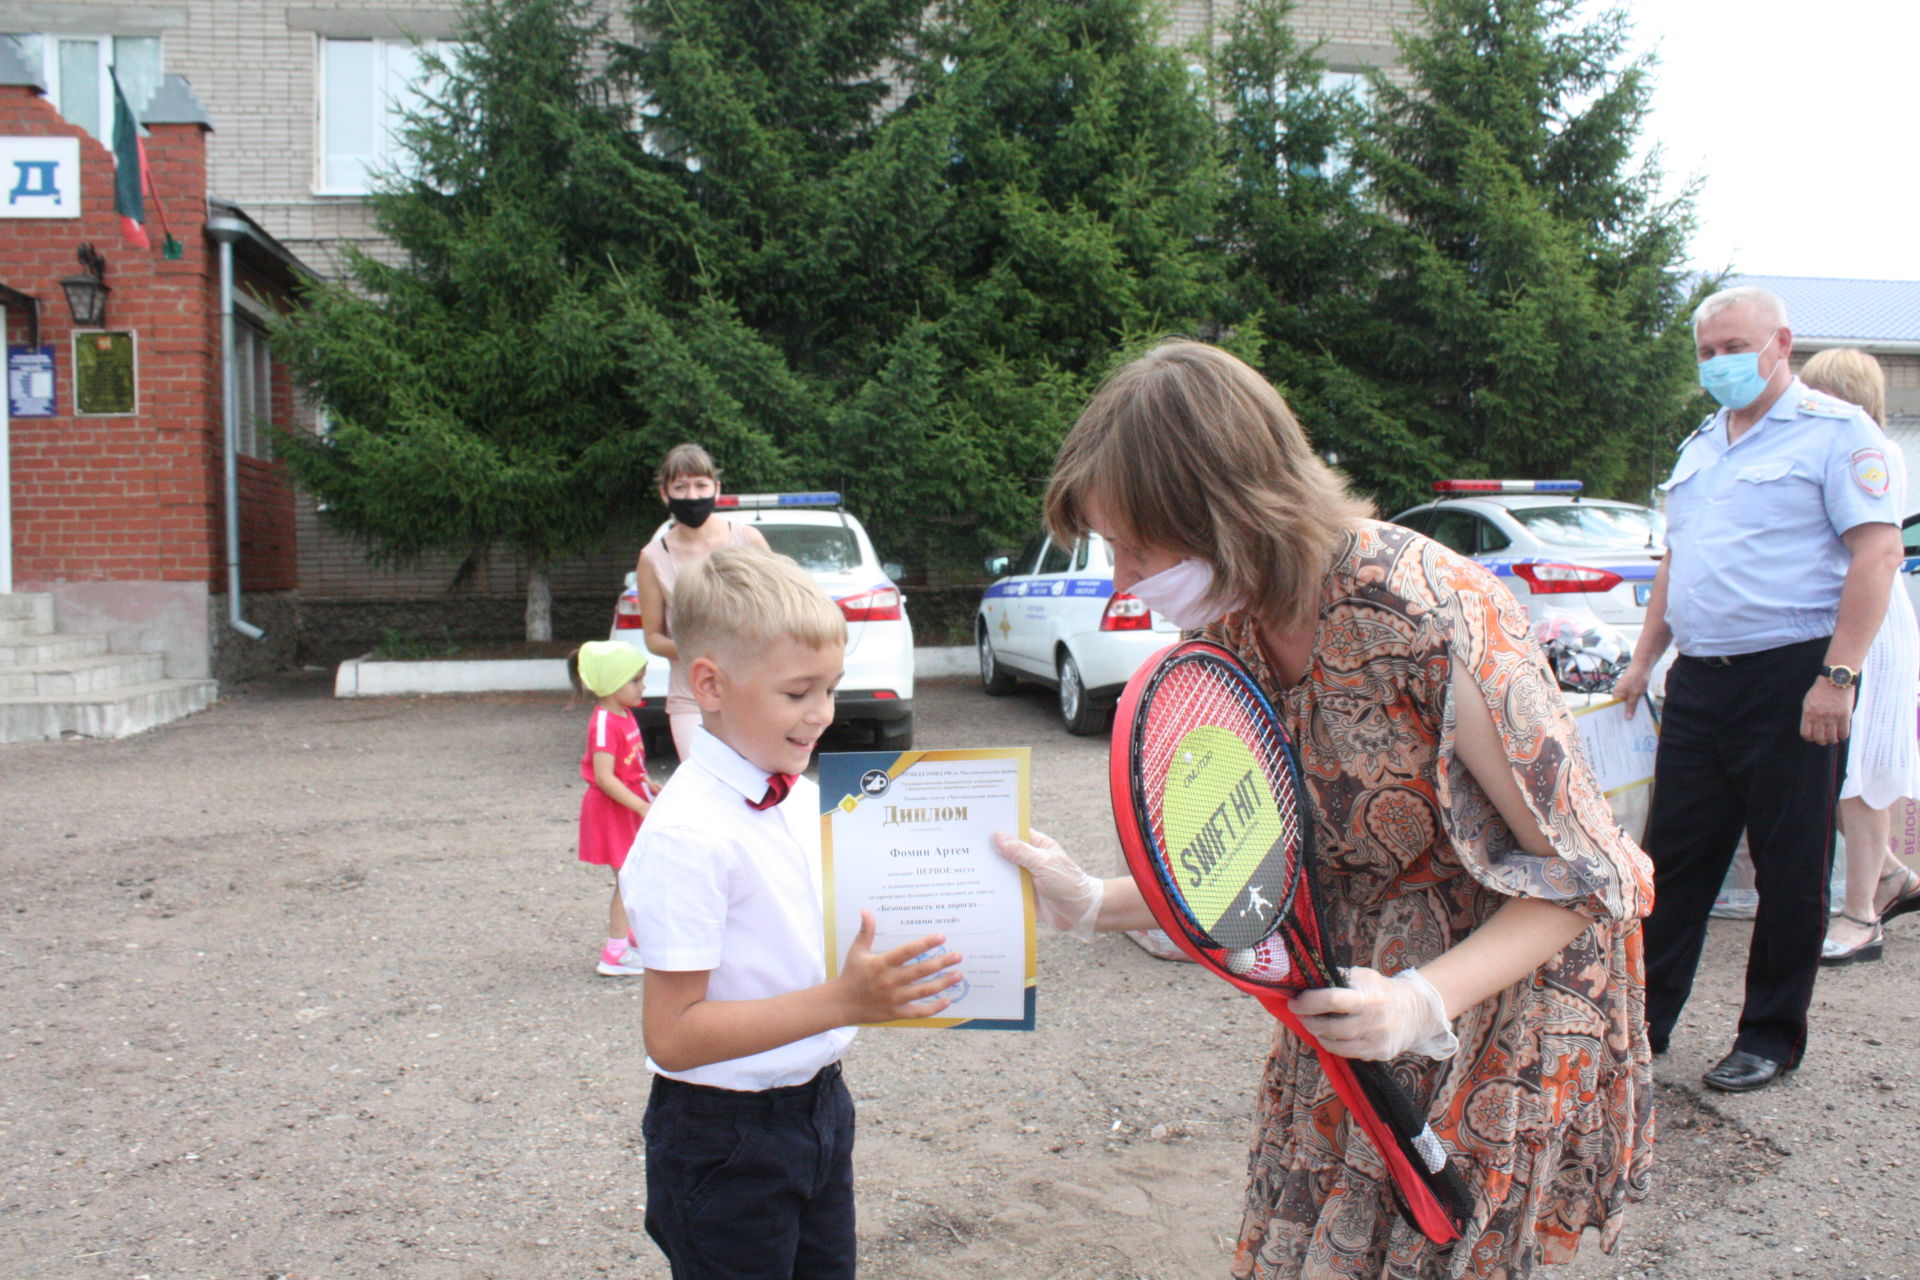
[1803,350,1920,963]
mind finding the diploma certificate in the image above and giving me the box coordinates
[1567,694,1658,798]
[819,748,1036,1030]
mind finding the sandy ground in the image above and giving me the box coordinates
[3,674,1919,1280]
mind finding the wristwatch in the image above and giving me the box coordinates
[1820,663,1859,689]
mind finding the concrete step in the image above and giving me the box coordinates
[0,678,219,742]
[0,632,110,666]
[0,652,167,697]
[0,594,54,637]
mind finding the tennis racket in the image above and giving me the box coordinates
[1110,639,1472,1244]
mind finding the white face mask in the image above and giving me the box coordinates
[1127,557,1242,629]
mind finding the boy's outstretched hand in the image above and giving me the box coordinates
[835,910,965,1023]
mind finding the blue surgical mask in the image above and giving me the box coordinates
[1697,331,1782,410]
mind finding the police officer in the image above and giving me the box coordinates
[1614,285,1903,1092]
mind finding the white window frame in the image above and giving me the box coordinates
[313,36,451,196]
[1275,67,1371,179]
[2,33,163,142]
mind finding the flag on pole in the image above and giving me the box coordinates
[109,68,150,249]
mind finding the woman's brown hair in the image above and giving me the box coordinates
[655,442,720,489]
[1044,340,1373,632]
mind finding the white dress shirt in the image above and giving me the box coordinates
[621,726,853,1090]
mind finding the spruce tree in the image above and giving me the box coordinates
[617,0,927,367]
[1212,0,1446,499]
[1351,0,1699,509]
[829,0,1225,568]
[275,0,801,638]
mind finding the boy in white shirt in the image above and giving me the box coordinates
[622,546,963,1280]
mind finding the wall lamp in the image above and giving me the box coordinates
[60,243,109,327]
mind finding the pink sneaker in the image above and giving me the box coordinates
[596,942,645,976]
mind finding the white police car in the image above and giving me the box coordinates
[1388,481,1665,645]
[611,493,915,752]
[974,531,1179,735]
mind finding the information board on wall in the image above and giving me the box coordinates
[7,345,55,417]
[73,330,136,415]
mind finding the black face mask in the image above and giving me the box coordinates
[668,495,717,528]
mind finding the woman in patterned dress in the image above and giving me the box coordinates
[998,340,1654,1278]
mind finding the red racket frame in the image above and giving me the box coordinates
[1109,640,1467,1246]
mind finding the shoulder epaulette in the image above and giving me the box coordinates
[1679,414,1715,449]
[1796,393,1858,420]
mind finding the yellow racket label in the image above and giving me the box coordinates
[1161,724,1288,947]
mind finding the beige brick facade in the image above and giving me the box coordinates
[8,0,1417,278]
[1168,0,1415,64]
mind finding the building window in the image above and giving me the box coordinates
[0,34,162,140]
[317,37,449,195]
[234,316,275,460]
[1281,68,1371,178]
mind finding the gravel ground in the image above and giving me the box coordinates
[3,673,1918,1279]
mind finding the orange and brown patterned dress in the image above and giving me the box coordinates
[1201,521,1655,1280]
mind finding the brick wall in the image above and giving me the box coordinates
[1,84,216,584]
[1,80,300,597]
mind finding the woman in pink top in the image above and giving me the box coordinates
[633,444,769,759]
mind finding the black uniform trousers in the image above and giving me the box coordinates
[1641,636,1844,1066]
[643,1061,856,1280]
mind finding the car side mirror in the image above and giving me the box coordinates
[984,555,1011,577]
[882,562,904,581]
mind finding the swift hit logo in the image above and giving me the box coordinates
[1177,767,1263,887]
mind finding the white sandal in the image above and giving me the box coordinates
[1821,911,1885,965]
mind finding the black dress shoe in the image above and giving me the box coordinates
[1702,1050,1792,1092]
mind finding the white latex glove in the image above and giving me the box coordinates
[992,829,1103,941]
[1289,966,1460,1062]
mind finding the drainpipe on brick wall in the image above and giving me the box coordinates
[206,216,264,641]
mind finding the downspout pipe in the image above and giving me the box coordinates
[206,216,264,641]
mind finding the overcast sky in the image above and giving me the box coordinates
[1599,0,1920,282]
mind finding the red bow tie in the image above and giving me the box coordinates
[747,773,797,810]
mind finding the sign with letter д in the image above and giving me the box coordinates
[0,137,80,218]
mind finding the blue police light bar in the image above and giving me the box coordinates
[1432,479,1583,495]
[716,492,842,509]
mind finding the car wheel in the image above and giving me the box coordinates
[978,624,1016,695]
[1057,651,1111,736]
[877,712,915,750]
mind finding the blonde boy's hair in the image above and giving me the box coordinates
[1801,348,1887,427]
[672,546,846,667]
[1045,339,1374,632]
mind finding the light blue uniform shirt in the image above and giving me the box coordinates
[1661,378,1899,658]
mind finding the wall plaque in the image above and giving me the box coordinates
[73,330,136,415]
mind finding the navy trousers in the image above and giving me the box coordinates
[643,1062,856,1280]
[1641,637,1844,1065]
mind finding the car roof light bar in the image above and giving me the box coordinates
[716,492,843,509]
[1432,479,1583,494]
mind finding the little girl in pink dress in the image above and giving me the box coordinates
[570,641,653,975]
